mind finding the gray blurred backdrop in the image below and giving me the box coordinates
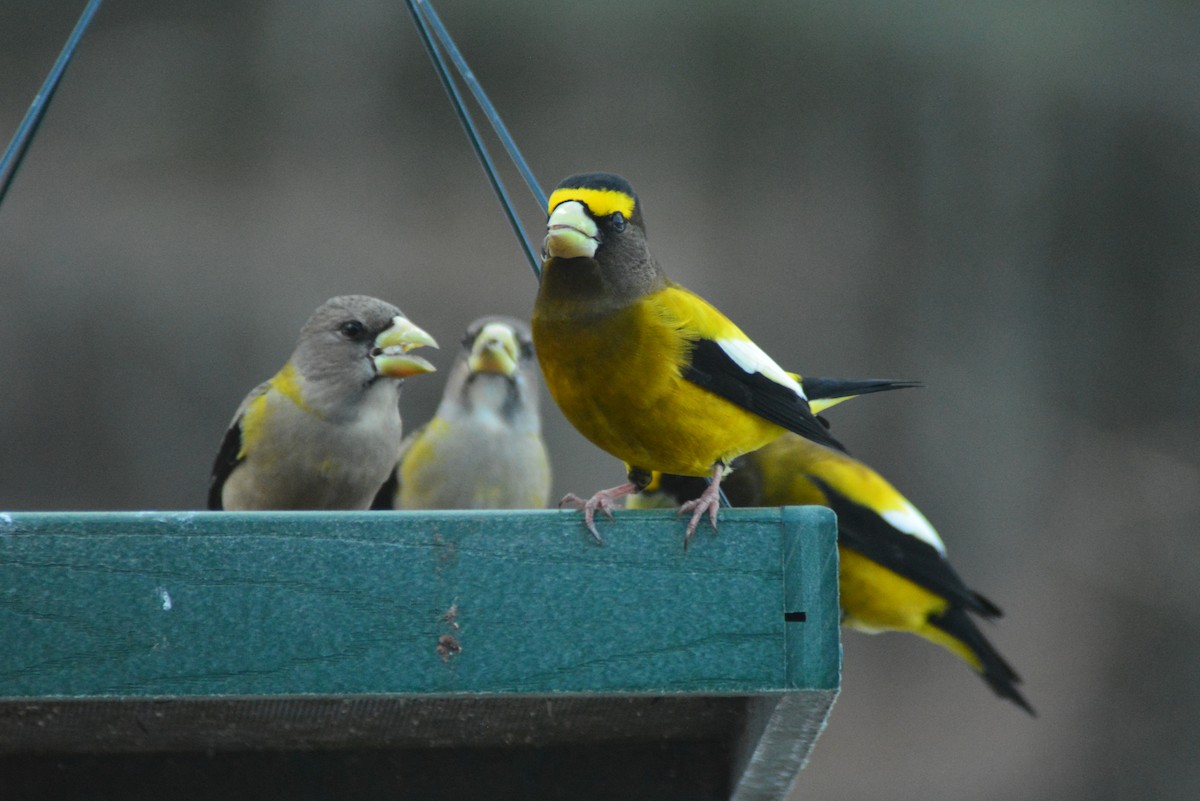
[2,2,1198,799]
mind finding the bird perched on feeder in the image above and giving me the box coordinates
[208,295,438,510]
[373,316,551,510]
[532,171,884,542]
[629,434,1034,714]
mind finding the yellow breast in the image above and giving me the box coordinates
[533,288,783,476]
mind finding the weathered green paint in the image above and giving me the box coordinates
[0,508,838,699]
[783,505,843,690]
[0,507,839,800]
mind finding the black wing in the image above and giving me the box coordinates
[370,467,399,510]
[658,462,997,618]
[816,479,1003,623]
[207,421,244,510]
[655,464,1030,713]
[682,339,844,452]
[369,423,425,510]
[812,478,1002,619]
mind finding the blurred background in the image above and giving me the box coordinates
[2,1,1197,798]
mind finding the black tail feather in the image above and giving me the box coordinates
[971,591,1003,620]
[929,606,1035,715]
[801,376,922,402]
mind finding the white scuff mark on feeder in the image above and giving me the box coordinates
[157,587,173,611]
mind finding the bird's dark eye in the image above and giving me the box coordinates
[339,320,368,341]
[610,211,626,232]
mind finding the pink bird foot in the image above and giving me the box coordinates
[677,466,725,546]
[559,481,639,544]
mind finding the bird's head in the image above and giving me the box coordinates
[543,172,644,260]
[439,316,540,423]
[464,317,533,381]
[295,296,439,392]
[540,173,663,302]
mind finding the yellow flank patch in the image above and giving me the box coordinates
[237,392,269,460]
[839,547,948,632]
[400,419,446,487]
[547,186,635,220]
[838,548,982,671]
[271,361,321,418]
[237,362,320,460]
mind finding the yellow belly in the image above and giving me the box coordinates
[533,303,783,476]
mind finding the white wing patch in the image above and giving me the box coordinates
[715,338,807,399]
[882,501,946,554]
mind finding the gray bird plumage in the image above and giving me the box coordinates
[377,316,551,510]
[209,295,438,510]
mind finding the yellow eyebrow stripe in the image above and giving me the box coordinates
[547,187,635,220]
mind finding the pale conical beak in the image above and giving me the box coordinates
[544,200,599,259]
[373,317,439,378]
[467,322,520,377]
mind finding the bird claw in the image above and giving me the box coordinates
[677,481,723,547]
[558,493,608,544]
[559,483,638,545]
